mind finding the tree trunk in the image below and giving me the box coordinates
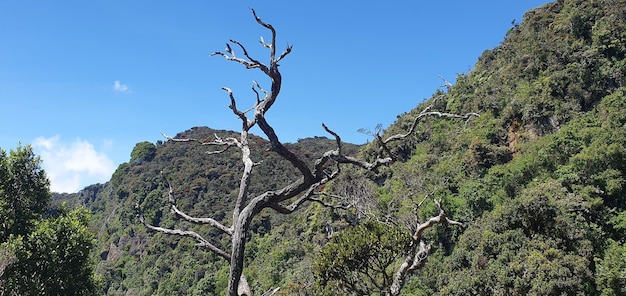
[228,219,249,296]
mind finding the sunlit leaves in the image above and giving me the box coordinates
[0,144,100,295]
[130,141,157,164]
[0,145,50,242]
[313,221,412,295]
[0,208,100,295]
[596,240,626,296]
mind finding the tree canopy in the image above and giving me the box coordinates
[0,145,100,296]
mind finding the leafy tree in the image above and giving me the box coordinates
[0,145,100,296]
[0,145,50,241]
[596,240,626,296]
[435,181,594,295]
[313,221,412,295]
[0,207,100,296]
[130,141,157,164]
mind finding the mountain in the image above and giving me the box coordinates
[52,127,362,295]
[363,0,626,294]
[54,0,626,294]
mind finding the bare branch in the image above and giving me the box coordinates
[336,154,394,171]
[211,48,259,70]
[389,199,463,295]
[161,131,239,155]
[412,199,463,240]
[250,8,276,61]
[309,196,352,210]
[438,75,453,89]
[384,109,479,145]
[322,123,342,153]
[257,117,315,181]
[258,36,271,49]
[166,184,233,235]
[267,177,326,214]
[222,87,250,126]
[253,80,268,98]
[276,43,293,63]
[261,287,280,296]
[229,39,267,72]
[135,204,230,260]
[266,176,358,216]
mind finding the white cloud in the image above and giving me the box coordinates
[113,80,130,92]
[33,136,116,193]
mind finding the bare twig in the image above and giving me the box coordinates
[166,184,233,235]
[160,132,240,155]
[135,204,230,260]
[389,199,463,295]
[261,287,280,296]
[384,108,479,144]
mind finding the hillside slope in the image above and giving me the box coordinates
[53,127,360,295]
[364,0,626,294]
[55,0,626,294]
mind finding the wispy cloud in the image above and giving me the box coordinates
[113,80,130,93]
[33,135,116,193]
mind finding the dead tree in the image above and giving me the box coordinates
[389,199,463,295]
[136,9,478,296]
[325,169,465,295]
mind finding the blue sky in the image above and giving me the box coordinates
[0,1,552,193]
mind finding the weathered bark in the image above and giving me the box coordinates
[388,200,463,296]
[136,9,478,296]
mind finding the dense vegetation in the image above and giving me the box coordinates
[338,0,626,294]
[0,146,100,295]
[44,0,626,294]
[52,128,361,295]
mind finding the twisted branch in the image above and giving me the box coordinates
[166,183,233,235]
[389,199,463,295]
[146,8,476,296]
[135,204,230,260]
[161,132,240,155]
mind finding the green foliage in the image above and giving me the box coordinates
[433,181,594,295]
[313,221,412,295]
[595,240,626,296]
[130,141,157,164]
[0,145,100,296]
[0,208,101,295]
[355,1,626,294]
[0,145,50,241]
[50,128,361,295]
[393,87,626,294]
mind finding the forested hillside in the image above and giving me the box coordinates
[52,127,362,295]
[350,0,626,294]
[50,0,626,294]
